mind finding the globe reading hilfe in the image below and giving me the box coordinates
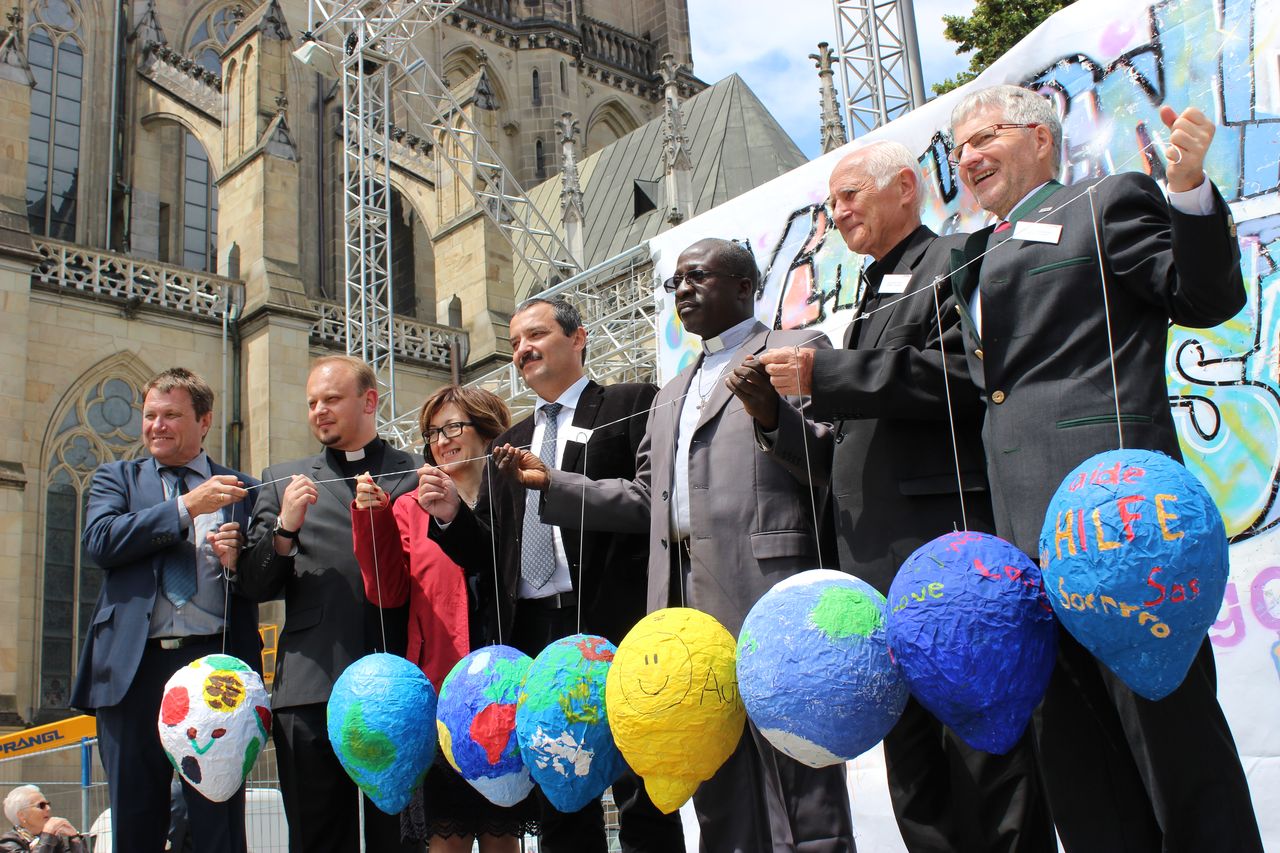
[1039,449,1228,700]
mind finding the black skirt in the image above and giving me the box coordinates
[400,753,541,842]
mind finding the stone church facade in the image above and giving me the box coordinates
[0,0,700,725]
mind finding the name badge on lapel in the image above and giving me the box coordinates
[1012,221,1063,244]
[879,274,911,294]
[564,426,594,445]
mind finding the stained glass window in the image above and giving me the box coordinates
[39,376,145,714]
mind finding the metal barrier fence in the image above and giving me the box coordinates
[0,736,286,852]
[0,736,617,852]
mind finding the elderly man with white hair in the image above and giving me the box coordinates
[1,786,84,852]
[758,141,1055,852]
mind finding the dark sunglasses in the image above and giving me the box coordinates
[662,268,746,292]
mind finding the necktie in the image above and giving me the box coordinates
[994,220,1012,234]
[160,466,198,607]
[521,403,563,590]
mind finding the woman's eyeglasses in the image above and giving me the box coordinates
[424,421,474,443]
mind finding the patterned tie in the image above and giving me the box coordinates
[160,466,198,607]
[521,403,563,590]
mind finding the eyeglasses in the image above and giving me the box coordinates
[948,123,1039,167]
[661,268,745,293]
[424,421,473,443]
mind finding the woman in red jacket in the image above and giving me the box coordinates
[352,385,535,853]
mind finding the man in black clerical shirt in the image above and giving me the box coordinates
[759,141,1054,853]
[239,355,421,853]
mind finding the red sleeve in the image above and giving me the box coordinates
[395,497,472,688]
[351,497,410,607]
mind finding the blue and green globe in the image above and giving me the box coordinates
[737,569,907,767]
[326,653,438,814]
[516,634,624,812]
[437,645,534,807]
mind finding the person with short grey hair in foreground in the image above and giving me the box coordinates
[1,786,85,853]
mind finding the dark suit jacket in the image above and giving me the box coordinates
[809,226,993,594]
[71,457,261,711]
[542,325,833,635]
[433,380,656,646]
[238,443,420,709]
[949,172,1245,555]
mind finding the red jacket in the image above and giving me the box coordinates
[352,493,469,691]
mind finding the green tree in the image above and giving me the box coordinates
[932,0,1076,95]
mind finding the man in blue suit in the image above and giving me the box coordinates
[72,367,261,853]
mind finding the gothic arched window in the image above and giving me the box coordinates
[535,138,545,180]
[183,132,219,272]
[39,374,146,716]
[186,1,257,75]
[25,0,85,240]
[531,68,541,106]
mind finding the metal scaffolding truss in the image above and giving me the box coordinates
[302,0,581,438]
[383,245,657,433]
[391,43,581,284]
[831,0,926,137]
[340,24,397,424]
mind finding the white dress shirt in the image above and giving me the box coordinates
[520,374,591,599]
[671,316,758,541]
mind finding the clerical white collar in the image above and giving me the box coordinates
[337,437,382,462]
[702,316,758,354]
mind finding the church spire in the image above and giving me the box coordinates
[131,0,167,51]
[811,42,848,153]
[555,111,585,266]
[0,7,34,86]
[659,53,692,225]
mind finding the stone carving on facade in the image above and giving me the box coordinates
[555,111,585,265]
[0,7,35,85]
[658,53,692,224]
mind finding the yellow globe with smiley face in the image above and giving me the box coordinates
[605,608,745,813]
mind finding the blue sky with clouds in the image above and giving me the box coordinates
[688,0,976,159]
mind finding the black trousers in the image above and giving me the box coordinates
[1035,630,1262,853]
[511,600,686,853]
[692,722,854,853]
[272,703,424,853]
[883,697,1055,853]
[96,637,246,853]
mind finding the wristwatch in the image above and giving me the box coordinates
[273,518,300,540]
